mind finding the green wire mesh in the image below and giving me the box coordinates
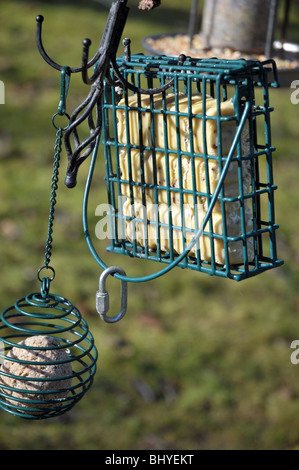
[101,54,283,281]
[0,290,98,419]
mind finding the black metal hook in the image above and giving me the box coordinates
[35,1,187,188]
[35,15,101,74]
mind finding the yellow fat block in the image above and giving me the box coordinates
[117,93,250,155]
[117,93,213,153]
[116,92,254,265]
[121,198,253,265]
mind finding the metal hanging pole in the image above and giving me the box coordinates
[188,0,199,48]
[265,0,279,58]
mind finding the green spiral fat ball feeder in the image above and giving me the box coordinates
[0,68,99,420]
[0,0,283,419]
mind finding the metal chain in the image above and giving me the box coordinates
[44,127,62,269]
[37,66,71,295]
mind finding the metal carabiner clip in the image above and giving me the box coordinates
[96,266,127,323]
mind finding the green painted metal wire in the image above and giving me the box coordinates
[83,54,283,282]
[83,101,251,282]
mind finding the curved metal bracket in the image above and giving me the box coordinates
[35,2,129,188]
[35,15,102,73]
[110,53,187,95]
[35,0,186,188]
[96,266,127,323]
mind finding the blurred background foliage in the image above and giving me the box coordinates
[0,0,299,450]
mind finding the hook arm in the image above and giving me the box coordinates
[35,15,102,74]
[36,15,63,72]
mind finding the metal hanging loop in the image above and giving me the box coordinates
[96,266,127,323]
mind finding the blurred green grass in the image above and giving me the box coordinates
[0,0,299,450]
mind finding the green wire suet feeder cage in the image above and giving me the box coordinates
[100,53,283,282]
[0,0,283,419]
